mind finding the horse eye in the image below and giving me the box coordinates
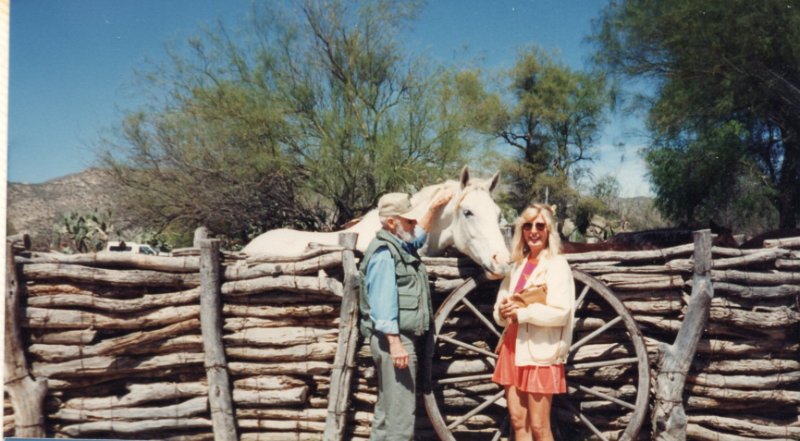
[463,209,474,217]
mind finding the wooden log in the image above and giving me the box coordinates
[433,278,469,293]
[422,256,472,267]
[687,370,800,389]
[775,258,800,270]
[324,232,361,441]
[687,385,800,404]
[63,381,208,409]
[53,396,208,421]
[707,305,799,328]
[694,358,800,374]
[233,375,306,390]
[711,268,800,285]
[694,338,799,356]
[199,239,237,441]
[686,422,795,441]
[571,260,693,274]
[225,252,344,280]
[245,248,345,264]
[5,242,48,437]
[26,304,200,330]
[225,342,337,362]
[763,235,800,248]
[653,229,712,441]
[228,361,331,376]
[222,303,337,319]
[22,263,200,287]
[238,418,325,431]
[224,316,338,330]
[224,327,338,346]
[565,243,695,262]
[233,386,309,406]
[26,288,201,312]
[711,248,789,269]
[30,329,96,345]
[59,417,212,437]
[240,432,332,441]
[29,319,201,362]
[221,274,344,298]
[32,352,205,379]
[711,281,800,298]
[235,408,327,420]
[19,251,200,273]
[595,272,685,290]
[687,415,800,439]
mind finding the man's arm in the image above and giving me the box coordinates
[365,248,410,369]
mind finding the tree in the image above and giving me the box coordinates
[100,0,473,244]
[455,47,608,218]
[594,0,800,229]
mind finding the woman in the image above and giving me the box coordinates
[492,204,576,441]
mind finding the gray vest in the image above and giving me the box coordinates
[359,229,432,338]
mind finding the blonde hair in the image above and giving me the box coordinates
[510,204,561,264]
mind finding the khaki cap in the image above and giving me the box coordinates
[377,192,427,220]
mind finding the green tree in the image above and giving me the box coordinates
[456,47,608,219]
[100,0,472,242]
[595,0,800,229]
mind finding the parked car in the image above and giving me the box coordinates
[105,240,159,256]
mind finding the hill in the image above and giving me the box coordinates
[7,168,125,250]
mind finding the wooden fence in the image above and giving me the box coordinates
[3,233,799,440]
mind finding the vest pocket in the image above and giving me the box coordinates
[398,293,419,309]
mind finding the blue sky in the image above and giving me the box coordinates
[8,0,650,196]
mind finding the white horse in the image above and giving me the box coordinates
[243,167,511,278]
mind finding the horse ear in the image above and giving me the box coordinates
[460,166,470,189]
[489,171,500,192]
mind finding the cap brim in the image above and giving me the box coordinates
[398,202,428,221]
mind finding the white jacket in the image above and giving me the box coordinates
[492,250,576,366]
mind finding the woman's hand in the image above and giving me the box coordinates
[498,297,519,321]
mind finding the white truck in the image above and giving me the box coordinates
[105,241,160,256]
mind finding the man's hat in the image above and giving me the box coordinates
[378,192,427,221]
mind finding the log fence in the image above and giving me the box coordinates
[3,231,799,440]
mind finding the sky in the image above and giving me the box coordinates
[7,0,651,197]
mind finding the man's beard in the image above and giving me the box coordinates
[394,224,416,243]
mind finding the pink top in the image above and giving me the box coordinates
[513,260,537,294]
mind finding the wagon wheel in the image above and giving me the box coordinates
[423,270,651,441]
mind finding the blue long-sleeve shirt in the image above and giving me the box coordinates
[365,226,427,334]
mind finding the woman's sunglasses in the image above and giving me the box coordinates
[522,222,547,232]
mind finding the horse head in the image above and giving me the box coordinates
[423,167,510,279]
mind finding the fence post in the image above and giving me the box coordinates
[199,239,238,441]
[653,229,713,440]
[4,241,47,437]
[323,232,360,441]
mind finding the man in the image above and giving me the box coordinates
[359,190,453,441]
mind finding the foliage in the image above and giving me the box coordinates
[455,47,609,223]
[100,0,473,242]
[594,0,800,228]
[52,209,114,254]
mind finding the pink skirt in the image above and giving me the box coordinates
[492,322,566,394]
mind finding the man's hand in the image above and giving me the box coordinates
[387,334,409,369]
[418,189,454,232]
[429,189,454,211]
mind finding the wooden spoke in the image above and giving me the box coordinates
[569,315,623,352]
[570,384,636,410]
[490,416,509,441]
[568,357,638,370]
[437,373,494,385]
[458,297,502,338]
[446,389,506,430]
[575,284,591,310]
[577,410,609,441]
[437,334,498,359]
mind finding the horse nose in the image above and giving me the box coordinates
[491,252,511,276]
